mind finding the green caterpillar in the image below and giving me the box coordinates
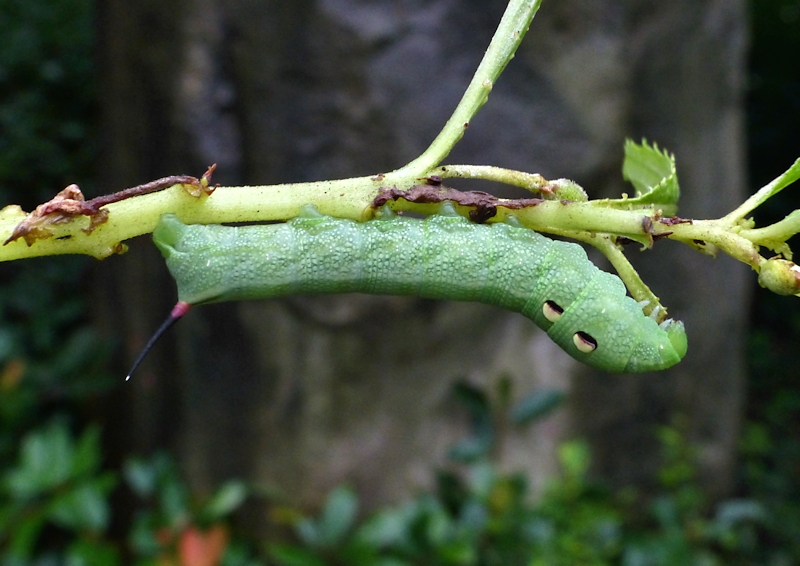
[126,203,687,379]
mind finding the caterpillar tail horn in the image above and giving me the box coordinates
[125,301,192,381]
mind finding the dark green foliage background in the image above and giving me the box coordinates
[0,0,103,434]
[0,0,95,207]
[0,0,798,563]
[743,0,800,559]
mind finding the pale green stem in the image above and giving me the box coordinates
[385,0,543,181]
[738,209,800,250]
[0,166,779,274]
[721,157,800,223]
[522,226,666,319]
[385,198,656,240]
[662,220,763,268]
[0,182,658,262]
[431,165,549,193]
[587,237,664,318]
[0,176,383,261]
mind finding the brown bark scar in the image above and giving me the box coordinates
[372,185,543,224]
[4,165,217,246]
[660,216,693,226]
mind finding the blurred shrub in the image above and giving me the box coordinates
[0,418,119,565]
[266,389,766,566]
[0,0,105,443]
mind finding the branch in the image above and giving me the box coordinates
[1,0,799,307]
[385,0,543,180]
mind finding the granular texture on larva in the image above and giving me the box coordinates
[153,205,687,373]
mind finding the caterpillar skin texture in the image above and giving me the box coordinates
[153,205,687,373]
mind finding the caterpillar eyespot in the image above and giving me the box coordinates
[126,202,687,379]
[573,331,598,353]
[542,300,563,323]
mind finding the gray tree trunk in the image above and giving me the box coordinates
[96,0,749,515]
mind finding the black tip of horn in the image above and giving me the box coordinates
[126,301,191,381]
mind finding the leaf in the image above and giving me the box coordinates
[494,374,513,410]
[435,470,469,514]
[159,478,190,527]
[6,513,47,560]
[448,436,492,463]
[371,559,412,566]
[125,451,181,503]
[48,476,116,531]
[295,518,320,548]
[449,381,495,462]
[123,456,159,497]
[558,441,591,479]
[50,327,106,377]
[71,424,103,478]
[317,486,359,546]
[714,499,766,528]
[417,498,453,547]
[200,481,248,522]
[66,539,122,566]
[127,513,164,556]
[435,540,477,564]
[268,544,327,566]
[6,419,74,497]
[126,452,190,526]
[466,461,497,500]
[509,389,566,426]
[356,505,416,547]
[451,381,491,419]
[604,139,680,214]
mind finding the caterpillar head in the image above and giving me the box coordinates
[544,271,687,373]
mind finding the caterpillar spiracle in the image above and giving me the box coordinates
[126,202,687,379]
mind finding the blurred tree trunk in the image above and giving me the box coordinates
[95,0,749,518]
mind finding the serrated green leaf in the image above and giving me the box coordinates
[604,139,680,214]
[510,389,566,426]
[623,139,675,196]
